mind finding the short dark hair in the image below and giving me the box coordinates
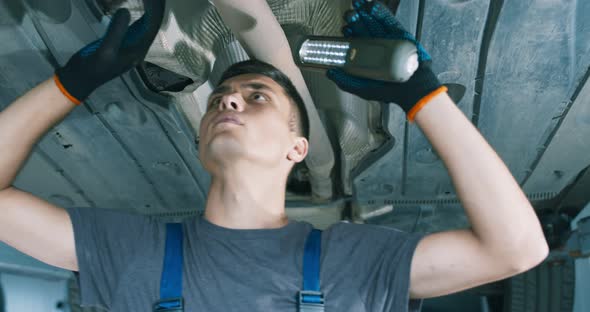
[217,60,310,141]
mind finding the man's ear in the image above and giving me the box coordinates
[287,137,308,163]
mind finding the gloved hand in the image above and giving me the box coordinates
[54,0,165,104]
[326,0,447,122]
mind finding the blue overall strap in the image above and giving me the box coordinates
[298,228,324,312]
[153,223,184,312]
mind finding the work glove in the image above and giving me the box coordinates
[54,0,165,104]
[326,0,447,122]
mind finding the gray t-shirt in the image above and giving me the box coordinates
[66,207,424,312]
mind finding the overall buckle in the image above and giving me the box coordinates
[298,290,325,312]
[153,297,184,312]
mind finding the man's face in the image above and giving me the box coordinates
[198,74,303,173]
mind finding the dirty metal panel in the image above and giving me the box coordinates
[395,0,419,36]
[353,105,406,204]
[477,0,577,184]
[302,67,382,196]
[0,10,159,210]
[350,1,419,204]
[124,73,212,210]
[404,0,489,197]
[352,0,491,203]
[34,0,209,213]
[359,0,590,205]
[83,79,208,213]
[523,77,590,195]
[522,0,590,196]
[1,0,209,214]
[22,0,105,65]
[0,4,163,211]
[12,150,91,207]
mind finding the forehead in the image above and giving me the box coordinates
[211,74,287,98]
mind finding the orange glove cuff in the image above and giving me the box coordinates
[53,74,81,105]
[407,86,448,123]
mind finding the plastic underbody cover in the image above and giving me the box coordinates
[1,0,589,232]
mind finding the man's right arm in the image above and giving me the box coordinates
[0,78,79,271]
[0,0,165,272]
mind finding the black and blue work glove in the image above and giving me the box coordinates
[327,0,448,122]
[54,0,165,104]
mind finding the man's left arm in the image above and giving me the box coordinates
[408,92,549,299]
[326,0,549,300]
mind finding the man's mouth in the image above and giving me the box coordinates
[214,114,243,126]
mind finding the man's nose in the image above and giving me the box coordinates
[219,93,244,111]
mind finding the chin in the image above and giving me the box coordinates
[206,137,245,160]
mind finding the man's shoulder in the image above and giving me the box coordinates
[66,206,162,233]
[66,206,156,219]
[325,221,410,237]
[323,221,423,253]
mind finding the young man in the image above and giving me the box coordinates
[0,0,548,311]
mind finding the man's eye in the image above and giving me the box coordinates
[251,93,268,102]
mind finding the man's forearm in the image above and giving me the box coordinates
[414,93,548,264]
[0,78,76,190]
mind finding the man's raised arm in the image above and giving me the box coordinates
[0,0,165,271]
[409,92,548,298]
[0,79,78,270]
[327,0,548,299]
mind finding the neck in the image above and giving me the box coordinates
[204,162,289,229]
